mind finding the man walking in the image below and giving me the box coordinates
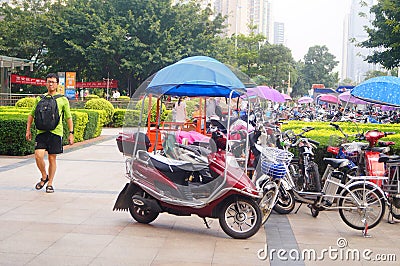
[26,73,74,193]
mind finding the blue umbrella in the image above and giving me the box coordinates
[351,76,400,107]
[146,56,249,98]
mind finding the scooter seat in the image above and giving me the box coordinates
[148,153,196,186]
[148,153,195,171]
[323,158,350,169]
[371,146,390,153]
[378,154,400,163]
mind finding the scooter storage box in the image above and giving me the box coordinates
[365,151,385,186]
[116,132,151,155]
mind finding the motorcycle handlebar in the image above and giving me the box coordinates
[308,139,320,146]
[385,131,396,136]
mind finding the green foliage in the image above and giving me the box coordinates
[111,108,125,127]
[84,98,114,125]
[293,45,339,94]
[74,109,102,139]
[135,98,168,123]
[0,0,228,91]
[61,112,88,144]
[84,94,100,100]
[281,120,400,174]
[361,0,400,69]
[258,44,297,90]
[0,114,34,156]
[117,95,130,101]
[15,97,36,108]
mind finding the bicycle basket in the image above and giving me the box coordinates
[261,147,293,164]
[260,147,293,179]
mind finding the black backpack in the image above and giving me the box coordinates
[34,94,64,131]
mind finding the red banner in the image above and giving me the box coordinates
[76,80,118,89]
[11,74,118,89]
[11,74,46,86]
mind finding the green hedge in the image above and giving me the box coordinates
[84,98,114,125]
[74,109,102,139]
[0,107,104,155]
[0,114,35,155]
[61,112,88,145]
[281,121,400,175]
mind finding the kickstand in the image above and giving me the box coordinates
[388,205,395,224]
[294,203,303,214]
[203,218,210,229]
[362,218,371,238]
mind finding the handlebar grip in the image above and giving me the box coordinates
[385,132,396,136]
[303,126,314,132]
[309,139,320,146]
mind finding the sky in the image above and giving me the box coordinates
[273,0,352,62]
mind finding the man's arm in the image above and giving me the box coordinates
[67,117,74,145]
[26,115,34,141]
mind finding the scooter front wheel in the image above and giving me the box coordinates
[273,187,295,214]
[219,197,262,239]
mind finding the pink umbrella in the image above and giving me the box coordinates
[297,96,313,104]
[339,91,368,104]
[318,94,340,104]
[282,93,292,101]
[245,86,285,102]
[380,105,398,111]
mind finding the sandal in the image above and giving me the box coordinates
[46,185,54,193]
[35,175,48,190]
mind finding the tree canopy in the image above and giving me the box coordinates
[293,45,339,96]
[0,0,341,97]
[361,0,400,69]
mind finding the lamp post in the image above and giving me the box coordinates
[235,2,242,55]
[103,72,111,100]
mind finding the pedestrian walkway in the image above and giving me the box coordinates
[0,128,399,265]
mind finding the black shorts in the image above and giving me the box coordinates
[35,132,63,154]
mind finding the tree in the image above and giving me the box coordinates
[360,0,400,69]
[0,0,229,93]
[258,43,297,92]
[294,45,339,95]
[231,24,266,76]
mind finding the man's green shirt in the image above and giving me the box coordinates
[30,93,72,137]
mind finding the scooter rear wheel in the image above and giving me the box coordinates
[219,197,262,239]
[128,193,159,224]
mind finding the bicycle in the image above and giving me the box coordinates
[379,155,400,223]
[264,146,387,236]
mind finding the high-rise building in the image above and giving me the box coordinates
[213,0,272,42]
[273,22,284,45]
[343,0,382,82]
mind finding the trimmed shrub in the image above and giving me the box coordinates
[61,112,88,145]
[111,108,125,127]
[75,109,102,139]
[84,94,100,100]
[0,114,35,155]
[15,97,36,108]
[117,95,130,101]
[84,98,114,125]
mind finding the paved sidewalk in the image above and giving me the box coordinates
[0,128,267,265]
[0,128,399,265]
